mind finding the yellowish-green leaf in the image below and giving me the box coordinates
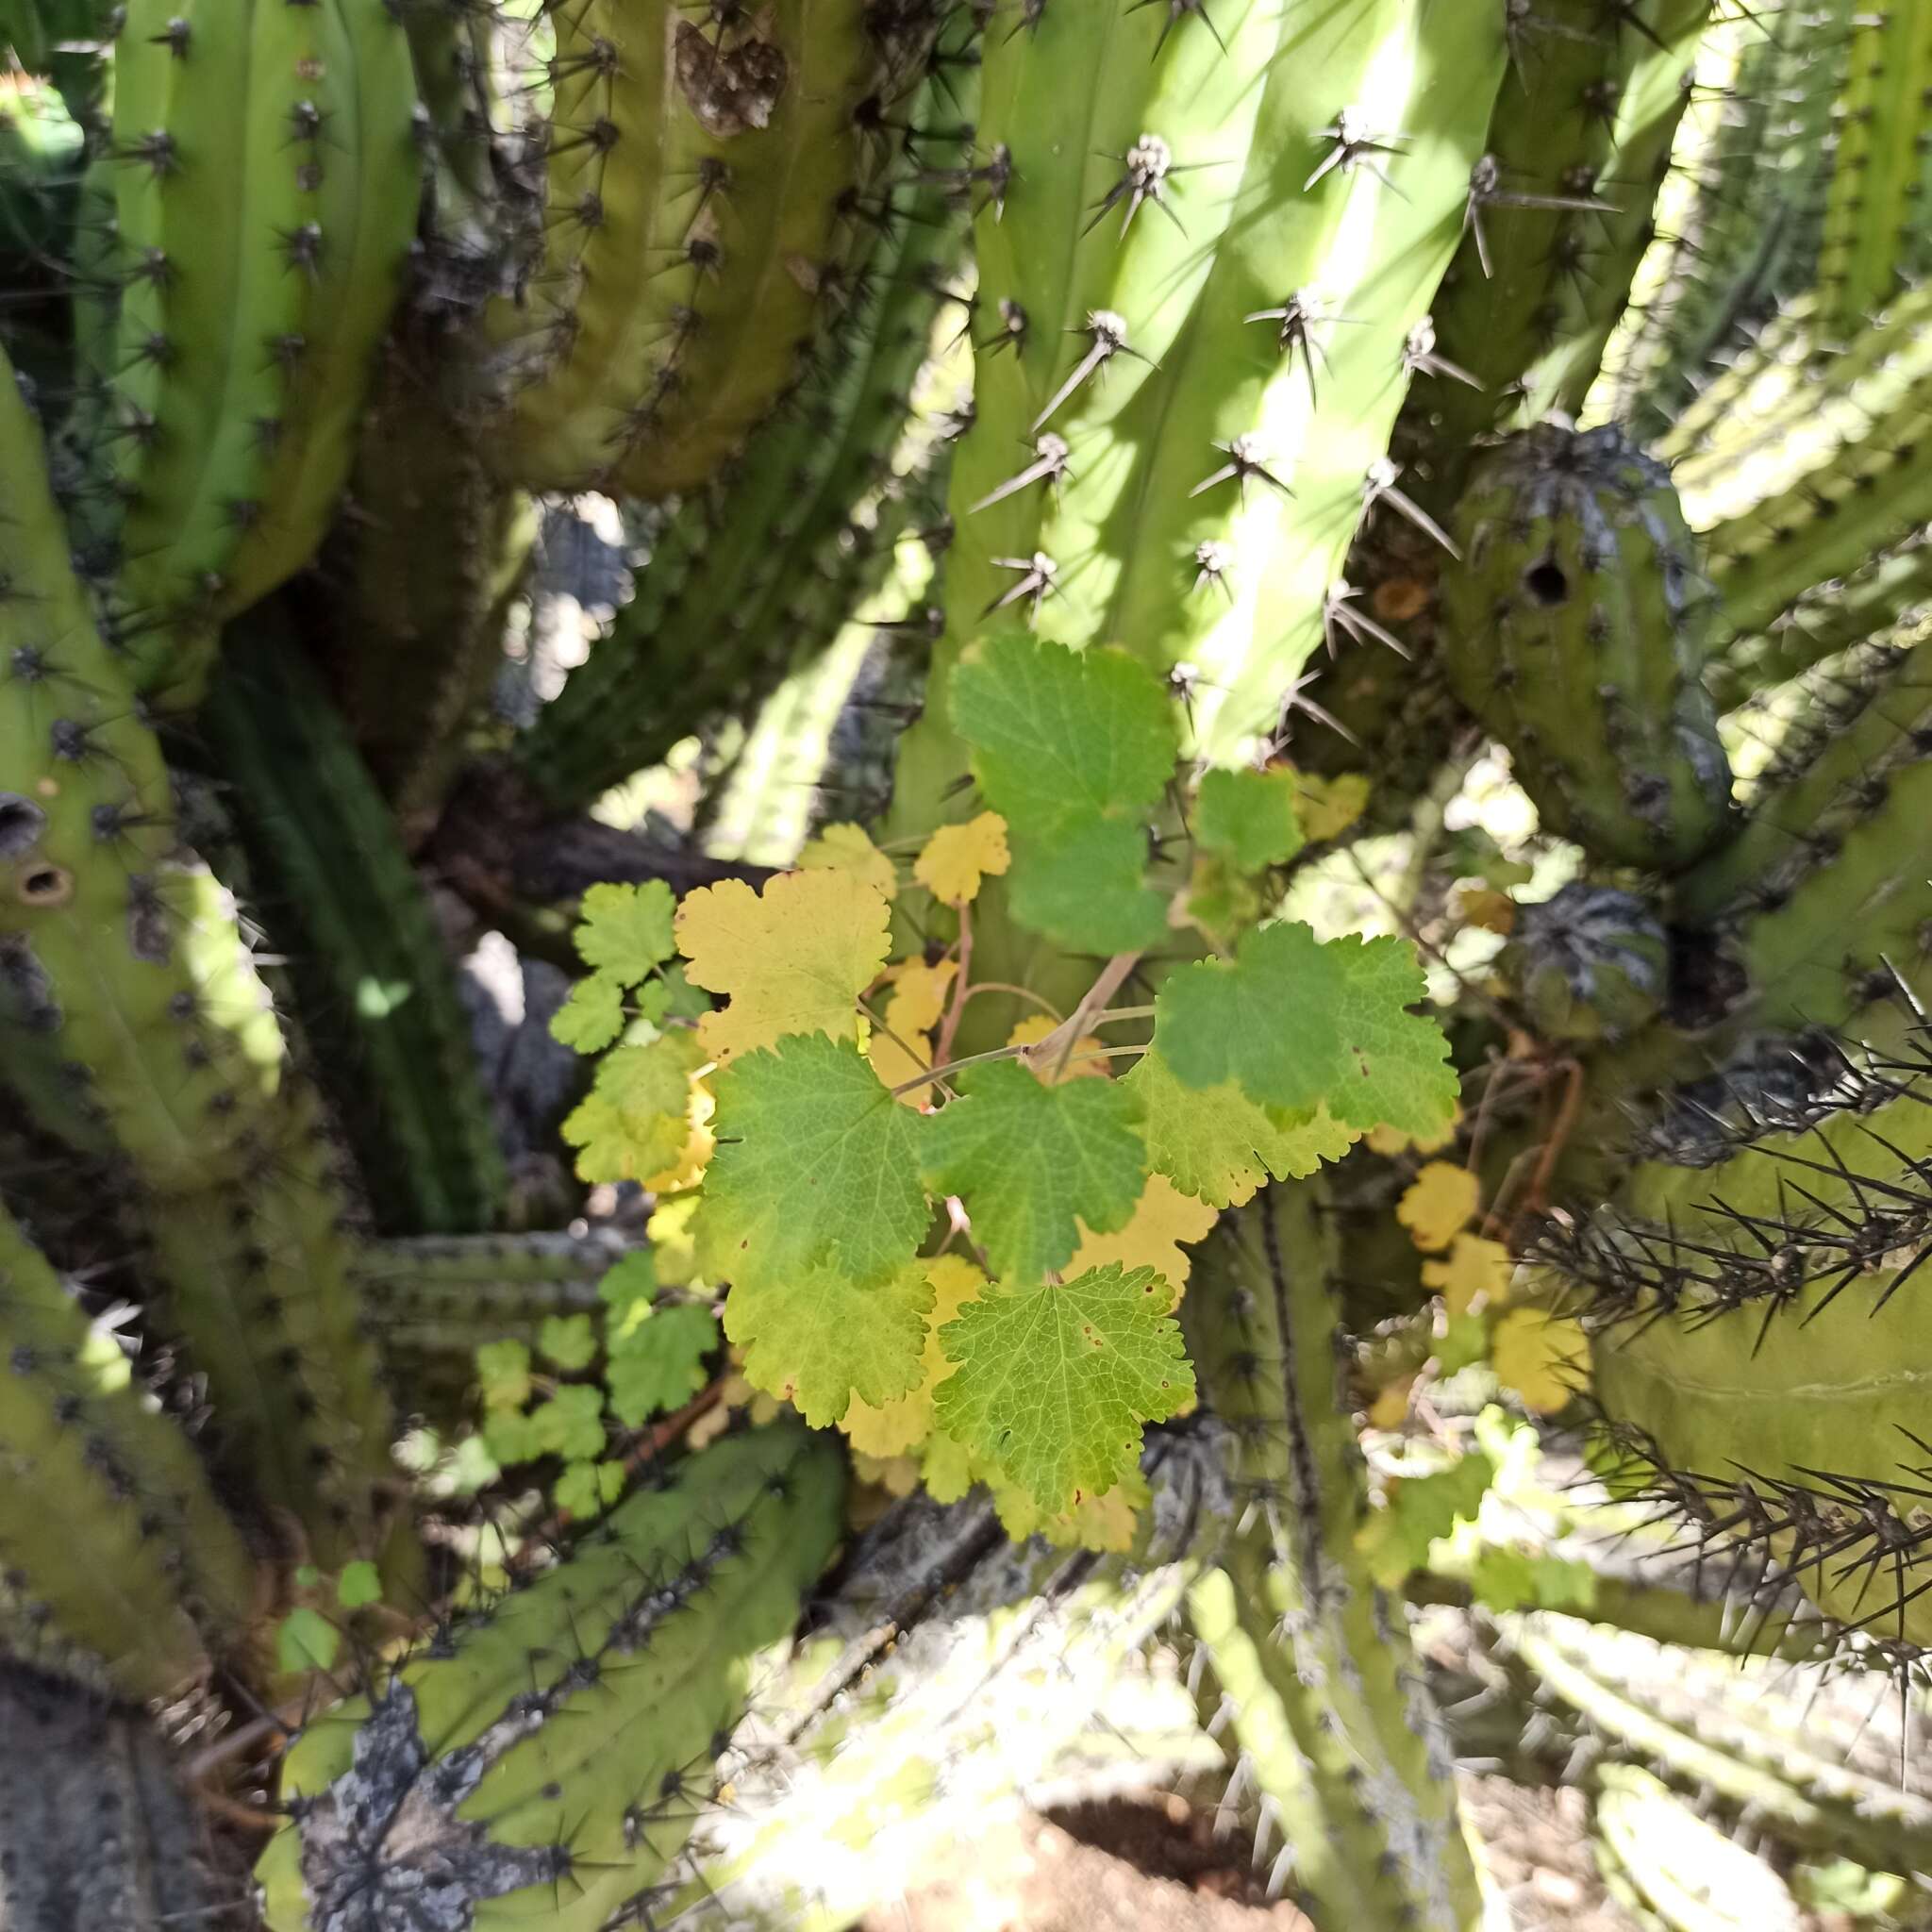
[574,880,677,983]
[800,822,899,901]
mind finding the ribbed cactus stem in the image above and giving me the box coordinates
[1182,1183,1480,1932]
[0,1200,257,1699]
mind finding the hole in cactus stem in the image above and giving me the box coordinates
[1524,560,1569,607]
[14,864,72,908]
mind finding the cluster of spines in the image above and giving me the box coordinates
[1500,1611,1932,1875]
[1407,0,1709,495]
[1537,1046,1932,1657]
[486,0,940,500]
[514,63,968,815]
[1600,0,1852,441]
[0,351,395,1573]
[0,1199,257,1701]
[200,633,508,1239]
[1180,1182,1479,1931]
[1668,632,1932,1031]
[256,1420,842,1932]
[63,0,423,707]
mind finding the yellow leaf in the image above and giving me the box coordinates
[1396,1161,1480,1252]
[1422,1232,1512,1316]
[1293,771,1370,843]
[868,958,958,1108]
[800,822,899,902]
[1367,1376,1415,1429]
[1453,886,1516,935]
[1368,1103,1462,1158]
[840,1255,983,1459]
[914,811,1011,905]
[988,1466,1149,1551]
[1491,1308,1588,1416]
[687,1367,783,1446]
[1070,1173,1217,1297]
[676,870,891,1065]
[645,1193,703,1286]
[641,1065,716,1193]
[849,1450,923,1498]
[1006,1011,1110,1082]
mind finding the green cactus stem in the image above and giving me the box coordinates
[1413,0,1709,481]
[513,72,963,816]
[1506,1614,1932,1877]
[1591,1763,1804,1932]
[1182,1182,1480,1932]
[1541,1068,1932,1655]
[0,1200,257,1700]
[1599,2,1849,441]
[486,0,936,500]
[256,1420,843,1932]
[0,354,394,1570]
[1816,6,1932,336]
[1439,422,1733,870]
[77,0,421,705]
[886,0,1508,1036]
[325,329,538,843]
[201,633,508,1239]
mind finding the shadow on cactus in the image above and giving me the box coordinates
[6,0,1932,1928]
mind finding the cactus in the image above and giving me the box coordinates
[0,1660,242,1931]
[255,1421,842,1932]
[200,634,508,1238]
[1439,422,1733,870]
[485,0,937,499]
[76,0,423,705]
[1500,883,1669,1043]
[0,1198,256,1699]
[1503,1612,1932,1876]
[0,355,393,1569]
[1180,1183,1480,1931]
[1816,7,1932,335]
[1541,1064,1932,1653]
[513,80,966,816]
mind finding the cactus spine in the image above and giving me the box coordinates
[1182,1183,1479,1932]
[0,1201,255,1699]
[257,1422,842,1932]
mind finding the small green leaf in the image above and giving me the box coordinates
[920,1058,1147,1283]
[649,961,712,1021]
[933,1265,1192,1514]
[276,1607,341,1674]
[574,880,677,982]
[560,1030,706,1184]
[1006,819,1171,954]
[475,1340,532,1411]
[1357,1450,1496,1588]
[696,1035,930,1294]
[482,1406,541,1467]
[528,1385,607,1461]
[1194,767,1304,871]
[597,1249,658,1315]
[538,1313,598,1372]
[550,970,628,1053]
[1155,921,1457,1134]
[606,1303,719,1425]
[553,1458,625,1519]
[293,1563,322,1591]
[336,1560,382,1610]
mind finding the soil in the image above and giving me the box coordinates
[857,1776,1642,1932]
